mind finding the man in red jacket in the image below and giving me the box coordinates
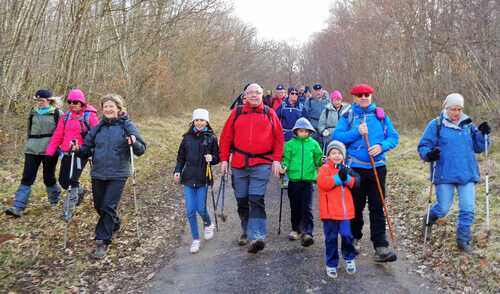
[220,83,284,254]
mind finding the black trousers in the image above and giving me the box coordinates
[92,178,127,244]
[20,154,58,187]
[351,166,389,248]
[58,154,88,190]
[287,181,314,235]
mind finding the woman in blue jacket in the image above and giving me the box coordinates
[75,94,146,259]
[418,93,490,253]
[332,84,399,263]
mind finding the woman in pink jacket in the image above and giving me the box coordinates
[46,89,99,207]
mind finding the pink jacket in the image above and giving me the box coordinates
[46,105,99,155]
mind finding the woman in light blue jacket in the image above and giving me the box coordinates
[418,93,490,253]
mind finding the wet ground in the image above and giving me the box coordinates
[146,176,433,294]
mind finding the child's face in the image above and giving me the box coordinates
[296,129,310,138]
[328,149,344,165]
[193,119,207,130]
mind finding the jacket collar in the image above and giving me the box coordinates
[352,103,376,115]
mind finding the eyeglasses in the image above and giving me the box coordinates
[289,92,298,95]
[67,100,80,105]
[245,90,262,96]
[355,93,370,98]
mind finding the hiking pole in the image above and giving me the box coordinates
[206,163,219,231]
[218,175,227,222]
[362,133,396,245]
[63,142,76,249]
[129,140,141,241]
[278,175,284,235]
[485,134,490,236]
[423,162,436,256]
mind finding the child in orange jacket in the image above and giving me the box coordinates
[317,140,357,279]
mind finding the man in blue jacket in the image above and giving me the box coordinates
[333,84,399,262]
[276,87,304,141]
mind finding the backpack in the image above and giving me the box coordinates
[63,111,92,137]
[231,104,275,167]
[27,109,60,138]
[343,107,387,136]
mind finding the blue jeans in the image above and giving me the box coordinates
[323,220,356,268]
[184,185,211,240]
[430,183,475,244]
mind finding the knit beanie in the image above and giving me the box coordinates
[443,93,464,109]
[327,140,346,159]
[192,108,209,122]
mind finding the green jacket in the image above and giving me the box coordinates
[24,106,62,155]
[282,136,323,182]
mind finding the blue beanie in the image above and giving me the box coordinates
[35,89,52,99]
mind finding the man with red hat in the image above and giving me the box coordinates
[219,83,284,254]
[332,83,399,262]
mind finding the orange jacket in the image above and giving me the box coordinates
[317,161,355,221]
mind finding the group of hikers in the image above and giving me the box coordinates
[174,82,491,279]
[4,89,146,259]
[4,81,491,278]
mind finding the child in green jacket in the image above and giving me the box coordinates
[281,117,323,246]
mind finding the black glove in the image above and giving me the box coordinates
[478,122,491,135]
[426,148,440,162]
[338,164,349,182]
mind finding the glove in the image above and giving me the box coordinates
[478,122,491,135]
[426,148,440,162]
[338,164,349,182]
[322,129,330,137]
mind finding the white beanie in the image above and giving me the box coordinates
[327,140,346,159]
[192,108,209,122]
[443,93,464,109]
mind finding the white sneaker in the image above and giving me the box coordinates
[326,266,337,279]
[204,223,215,240]
[190,240,200,253]
[345,259,356,274]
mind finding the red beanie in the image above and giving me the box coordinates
[351,84,374,95]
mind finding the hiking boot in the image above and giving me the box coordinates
[288,231,300,241]
[93,240,108,259]
[76,187,86,206]
[457,242,474,254]
[190,240,201,254]
[238,234,248,246]
[204,223,215,240]
[326,266,337,279]
[5,207,23,218]
[345,260,357,275]
[247,239,265,254]
[301,234,314,247]
[374,247,397,262]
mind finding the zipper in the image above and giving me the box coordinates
[300,140,304,180]
[341,186,347,220]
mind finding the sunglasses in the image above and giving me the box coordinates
[67,100,80,105]
[289,92,298,95]
[355,93,370,98]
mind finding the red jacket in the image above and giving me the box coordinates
[219,102,284,168]
[317,161,355,221]
[270,95,284,111]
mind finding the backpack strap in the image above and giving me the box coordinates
[435,116,442,140]
[64,111,92,137]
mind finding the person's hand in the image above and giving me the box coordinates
[272,161,282,177]
[220,161,229,175]
[426,147,440,162]
[174,172,180,184]
[322,129,330,137]
[279,166,287,175]
[478,122,491,135]
[127,135,136,145]
[338,164,349,182]
[321,156,327,164]
[204,154,213,163]
[358,123,368,136]
[368,144,382,157]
